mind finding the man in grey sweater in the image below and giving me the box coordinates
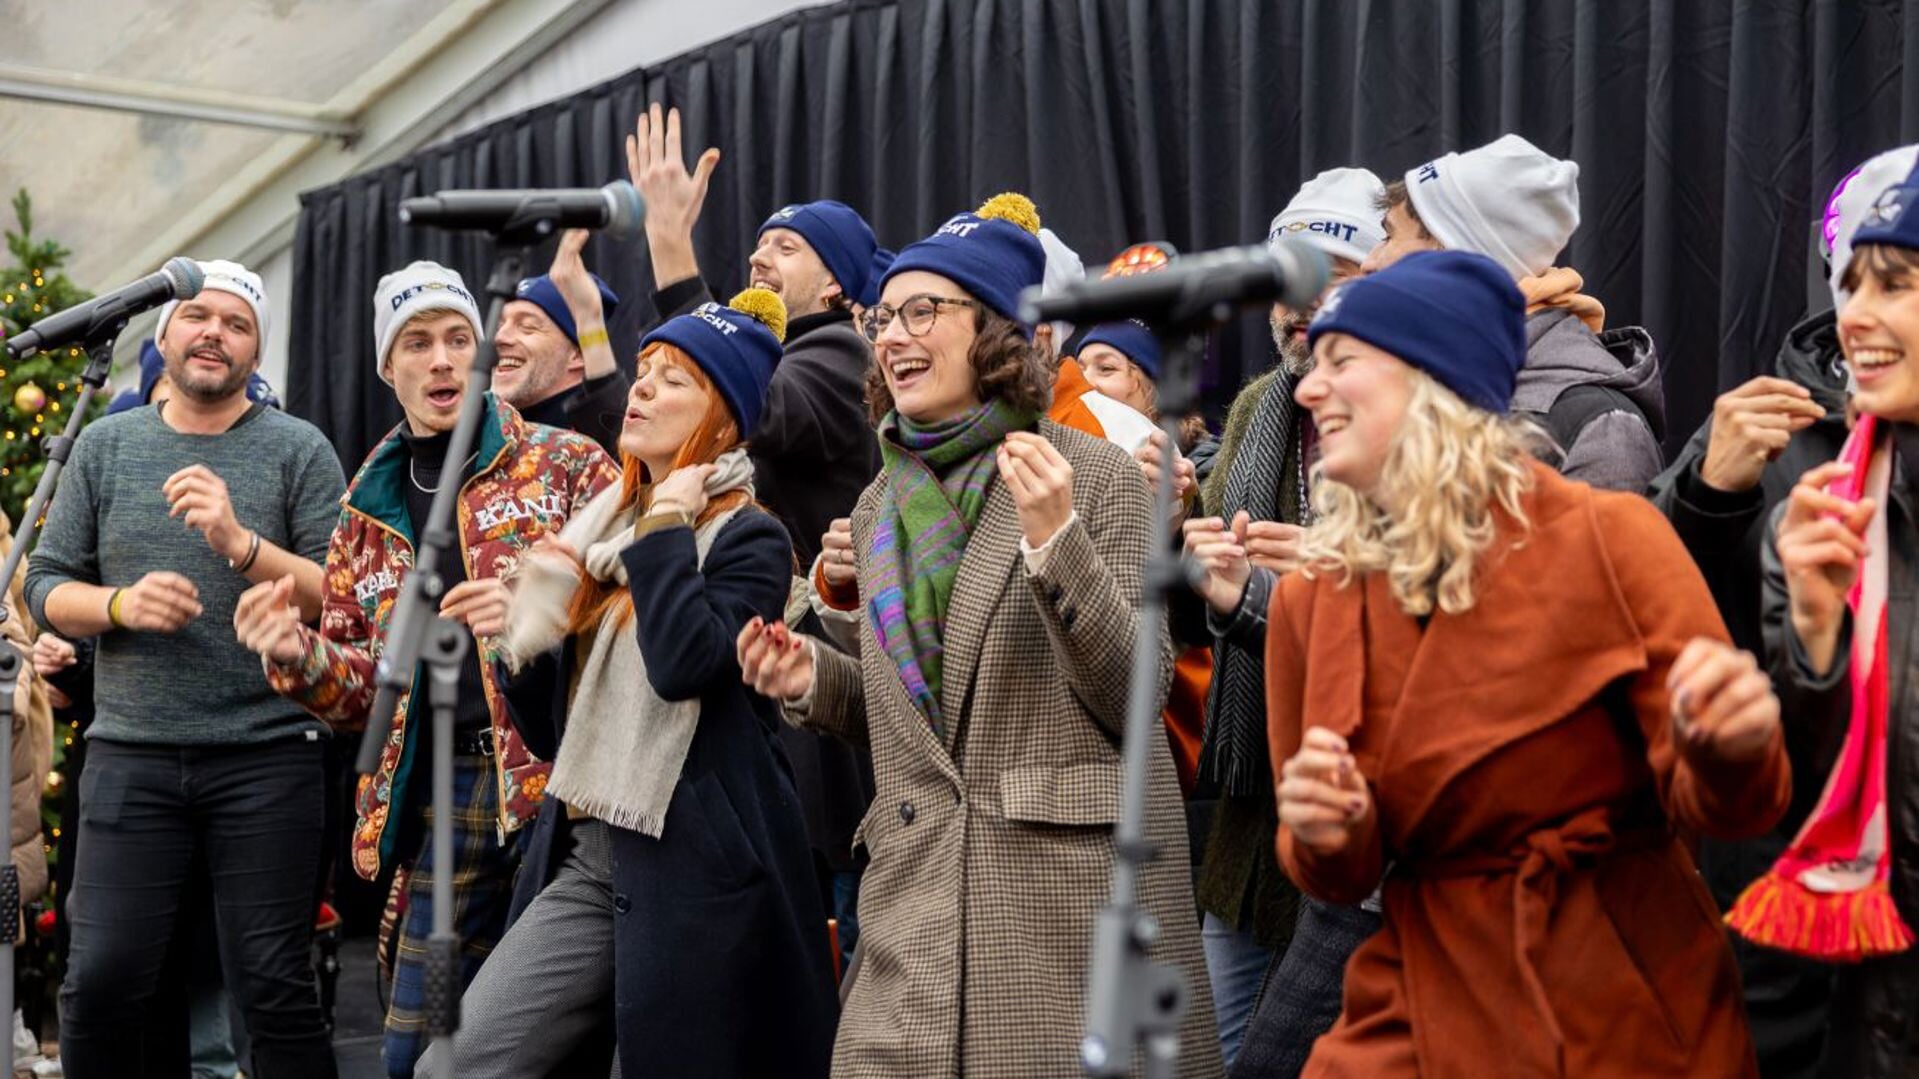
[26,260,346,1079]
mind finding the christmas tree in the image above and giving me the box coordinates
[0,188,103,527]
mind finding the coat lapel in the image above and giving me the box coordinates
[937,476,1021,733]
[1379,475,1650,833]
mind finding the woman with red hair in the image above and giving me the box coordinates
[420,288,838,1078]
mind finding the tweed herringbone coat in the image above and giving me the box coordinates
[789,419,1221,1077]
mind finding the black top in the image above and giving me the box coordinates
[398,427,492,735]
[516,373,629,458]
[748,310,880,566]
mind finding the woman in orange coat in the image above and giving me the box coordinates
[1188,250,1790,1077]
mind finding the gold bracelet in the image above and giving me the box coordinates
[107,588,126,629]
[576,326,610,350]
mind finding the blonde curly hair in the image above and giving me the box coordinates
[1295,369,1545,616]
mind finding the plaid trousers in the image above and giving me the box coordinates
[380,753,524,1079]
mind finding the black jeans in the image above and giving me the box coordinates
[60,736,337,1079]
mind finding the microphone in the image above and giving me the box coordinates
[4,257,205,360]
[1021,239,1329,328]
[398,181,645,241]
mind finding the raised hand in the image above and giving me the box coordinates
[1777,460,1876,674]
[820,517,857,589]
[650,463,716,521]
[1133,430,1195,527]
[117,572,203,633]
[1278,726,1373,855]
[163,465,247,563]
[737,617,815,702]
[30,633,75,680]
[548,229,605,322]
[1243,519,1306,575]
[1668,638,1782,764]
[1182,513,1252,615]
[626,103,720,286]
[233,575,303,663]
[440,579,513,639]
[1699,377,1826,493]
[998,431,1075,549]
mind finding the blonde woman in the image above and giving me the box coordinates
[1187,251,1789,1076]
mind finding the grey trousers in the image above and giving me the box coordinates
[415,819,619,1079]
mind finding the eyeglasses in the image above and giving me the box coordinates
[858,295,981,343]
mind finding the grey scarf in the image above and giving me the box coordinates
[1199,370,1306,797]
[502,449,756,836]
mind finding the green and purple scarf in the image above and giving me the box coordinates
[867,400,1034,735]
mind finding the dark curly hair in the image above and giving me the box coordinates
[866,305,1054,424]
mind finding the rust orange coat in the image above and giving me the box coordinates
[1265,464,1790,1078]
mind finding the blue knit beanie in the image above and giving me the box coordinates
[1849,160,1919,257]
[638,287,787,436]
[511,273,620,348]
[881,194,1046,338]
[760,200,879,308]
[1307,250,1526,413]
[860,247,897,308]
[1078,320,1162,381]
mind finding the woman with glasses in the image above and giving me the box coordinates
[739,193,1222,1077]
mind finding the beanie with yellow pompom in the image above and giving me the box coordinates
[881,192,1048,337]
[638,285,787,435]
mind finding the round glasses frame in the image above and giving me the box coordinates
[858,294,981,344]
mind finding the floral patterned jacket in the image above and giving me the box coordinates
[267,394,620,878]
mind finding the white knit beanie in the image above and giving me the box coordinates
[1828,145,1919,309]
[1404,134,1580,280]
[154,259,268,355]
[372,261,483,384]
[1267,167,1387,265]
[1037,227,1085,353]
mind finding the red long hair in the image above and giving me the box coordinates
[565,343,748,634]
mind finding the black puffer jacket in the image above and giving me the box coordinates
[1762,426,1919,1079]
[1649,310,1851,658]
[1649,310,1850,1078]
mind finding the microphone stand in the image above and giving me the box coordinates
[355,228,544,1063]
[0,321,127,1028]
[1081,300,1236,1079]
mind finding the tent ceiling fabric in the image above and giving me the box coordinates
[0,0,463,287]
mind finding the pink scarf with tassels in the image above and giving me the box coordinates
[1727,413,1916,961]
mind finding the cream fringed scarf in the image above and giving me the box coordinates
[501,449,755,837]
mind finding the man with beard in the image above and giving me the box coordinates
[27,260,347,1078]
[493,229,628,455]
[1179,168,1385,1070]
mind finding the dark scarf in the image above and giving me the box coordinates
[1200,369,1308,796]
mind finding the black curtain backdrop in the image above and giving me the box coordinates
[289,0,1919,469]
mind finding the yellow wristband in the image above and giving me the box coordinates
[576,326,610,351]
[107,588,126,629]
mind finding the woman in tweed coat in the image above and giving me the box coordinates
[739,194,1219,1077]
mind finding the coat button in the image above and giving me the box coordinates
[899,800,916,825]
[613,894,631,914]
[1061,606,1078,630]
[1048,583,1065,604]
